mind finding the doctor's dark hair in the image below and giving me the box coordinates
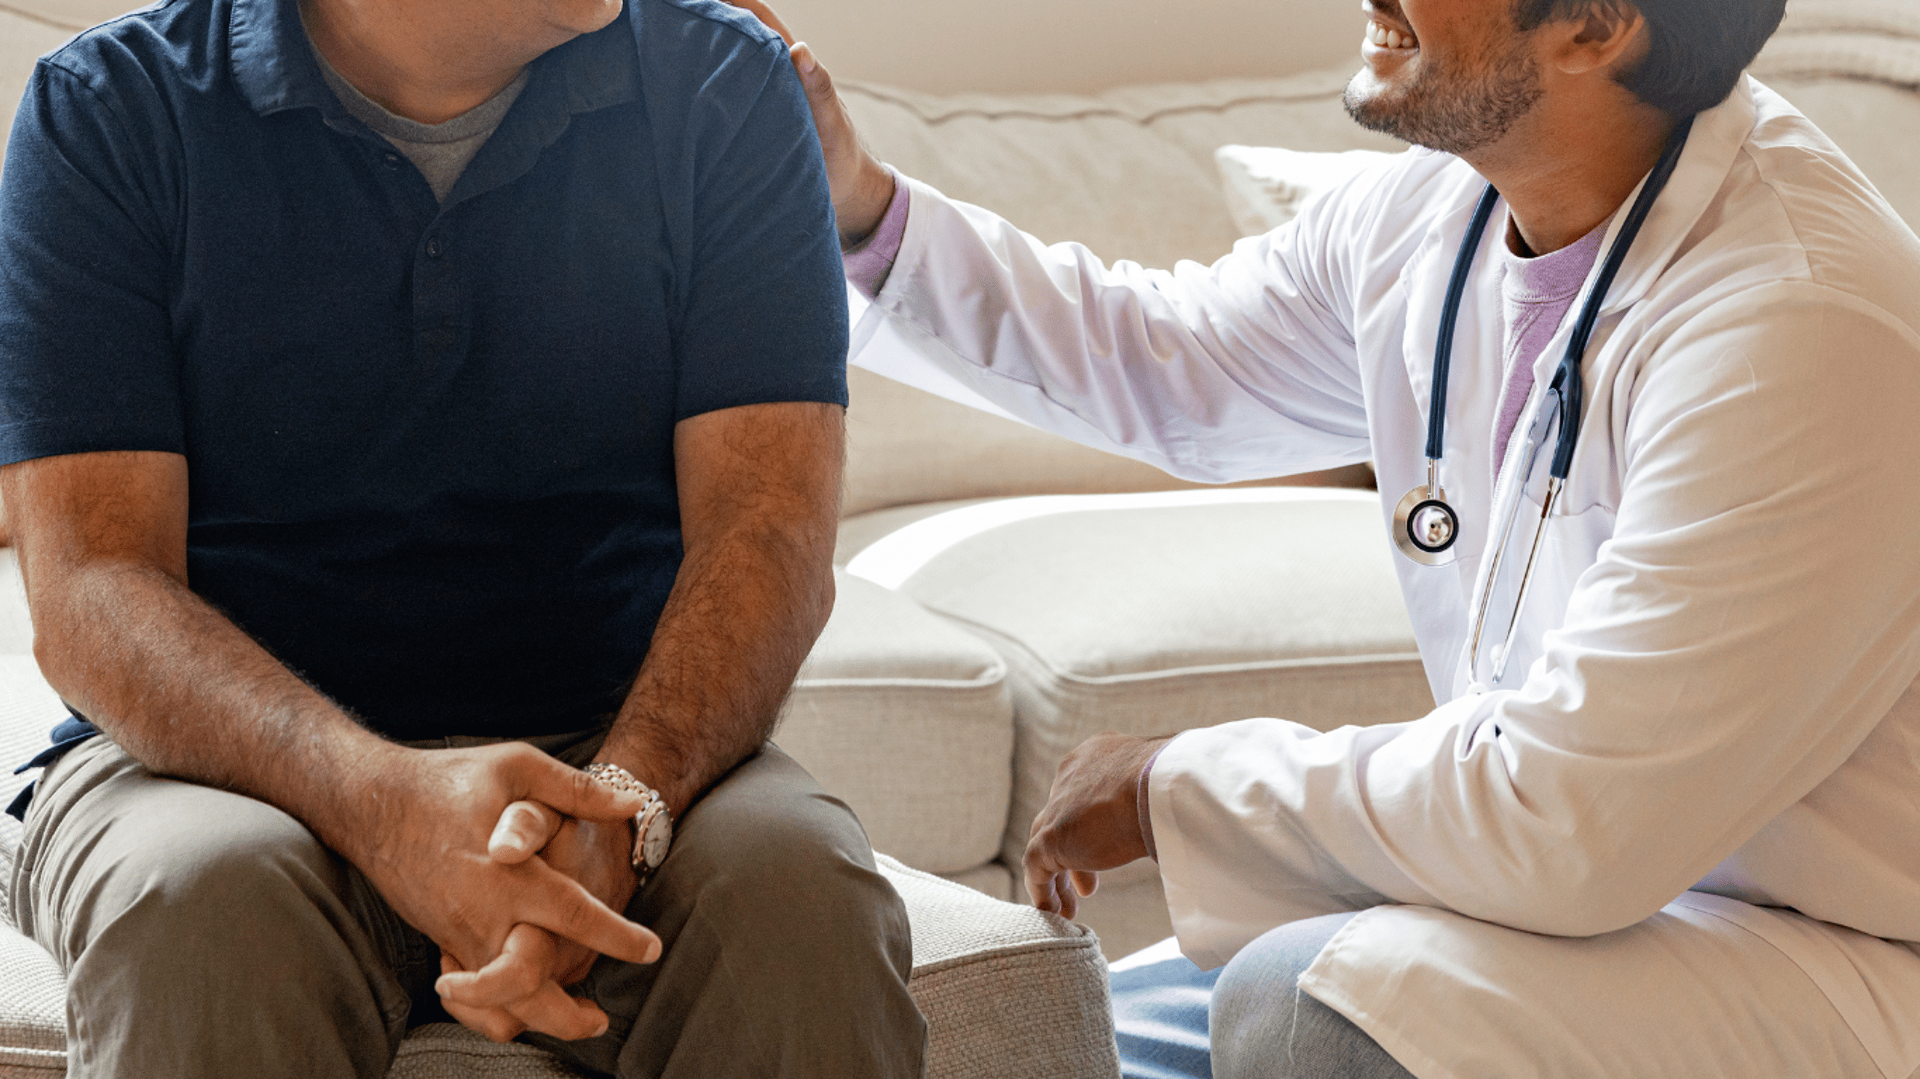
[1513,0,1788,119]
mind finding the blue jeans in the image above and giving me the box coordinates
[1111,913,1414,1079]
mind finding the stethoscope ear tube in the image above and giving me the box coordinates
[1424,187,1505,463]
[1546,114,1696,481]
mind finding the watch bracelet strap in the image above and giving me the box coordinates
[583,762,669,877]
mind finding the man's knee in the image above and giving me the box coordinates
[571,748,924,1079]
[1211,913,1411,1079]
[660,752,908,963]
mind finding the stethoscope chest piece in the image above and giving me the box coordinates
[1393,479,1459,566]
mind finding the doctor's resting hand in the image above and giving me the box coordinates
[722,0,895,248]
[1024,733,1171,920]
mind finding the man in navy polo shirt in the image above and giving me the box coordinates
[0,0,926,1073]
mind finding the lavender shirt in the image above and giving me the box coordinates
[1489,220,1608,481]
[842,166,911,299]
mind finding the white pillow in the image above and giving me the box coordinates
[1214,144,1396,237]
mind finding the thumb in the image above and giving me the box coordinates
[488,799,564,863]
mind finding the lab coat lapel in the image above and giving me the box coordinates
[1399,180,1507,443]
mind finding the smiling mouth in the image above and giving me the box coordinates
[1367,18,1419,50]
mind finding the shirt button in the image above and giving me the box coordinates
[425,236,442,259]
[383,152,400,170]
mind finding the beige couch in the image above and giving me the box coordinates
[5,0,1920,1073]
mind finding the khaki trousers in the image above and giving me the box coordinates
[7,733,926,1078]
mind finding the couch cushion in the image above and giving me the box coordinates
[775,571,1014,877]
[1213,145,1398,237]
[841,365,1373,517]
[844,488,1434,874]
[880,854,1118,1079]
[0,925,62,1077]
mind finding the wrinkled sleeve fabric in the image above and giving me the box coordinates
[1150,283,1920,967]
[0,58,185,468]
[850,170,1389,483]
[662,33,848,421]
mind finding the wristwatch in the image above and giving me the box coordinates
[584,763,673,880]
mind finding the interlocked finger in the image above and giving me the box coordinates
[515,856,662,966]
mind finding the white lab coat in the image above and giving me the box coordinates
[852,78,1920,1076]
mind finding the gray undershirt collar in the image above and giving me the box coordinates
[303,21,528,202]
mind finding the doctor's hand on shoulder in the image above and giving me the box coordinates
[723,0,896,248]
[1024,732,1172,920]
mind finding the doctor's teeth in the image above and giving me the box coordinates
[1367,20,1417,48]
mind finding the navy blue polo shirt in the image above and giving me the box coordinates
[0,0,848,745]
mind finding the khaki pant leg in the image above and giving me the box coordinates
[8,735,433,1079]
[529,743,928,1079]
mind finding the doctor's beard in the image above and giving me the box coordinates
[1342,15,1545,155]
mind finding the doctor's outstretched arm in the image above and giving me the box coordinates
[730,0,1381,485]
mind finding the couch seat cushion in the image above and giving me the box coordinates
[775,571,1014,877]
[844,488,1434,872]
[0,925,62,1077]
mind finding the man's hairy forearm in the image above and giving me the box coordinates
[2,450,394,861]
[597,511,834,815]
[29,555,398,859]
[595,402,845,815]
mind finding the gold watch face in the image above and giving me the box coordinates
[637,804,672,870]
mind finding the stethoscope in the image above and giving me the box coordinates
[1391,116,1695,689]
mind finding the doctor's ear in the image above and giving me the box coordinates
[1549,0,1648,78]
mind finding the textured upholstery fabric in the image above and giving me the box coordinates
[776,571,1014,875]
[386,1027,583,1079]
[0,648,60,1079]
[0,929,62,1078]
[0,553,30,656]
[846,489,1434,955]
[879,855,1119,1079]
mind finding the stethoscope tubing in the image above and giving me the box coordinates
[1403,115,1697,691]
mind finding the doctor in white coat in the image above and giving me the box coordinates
[734,0,1920,1075]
